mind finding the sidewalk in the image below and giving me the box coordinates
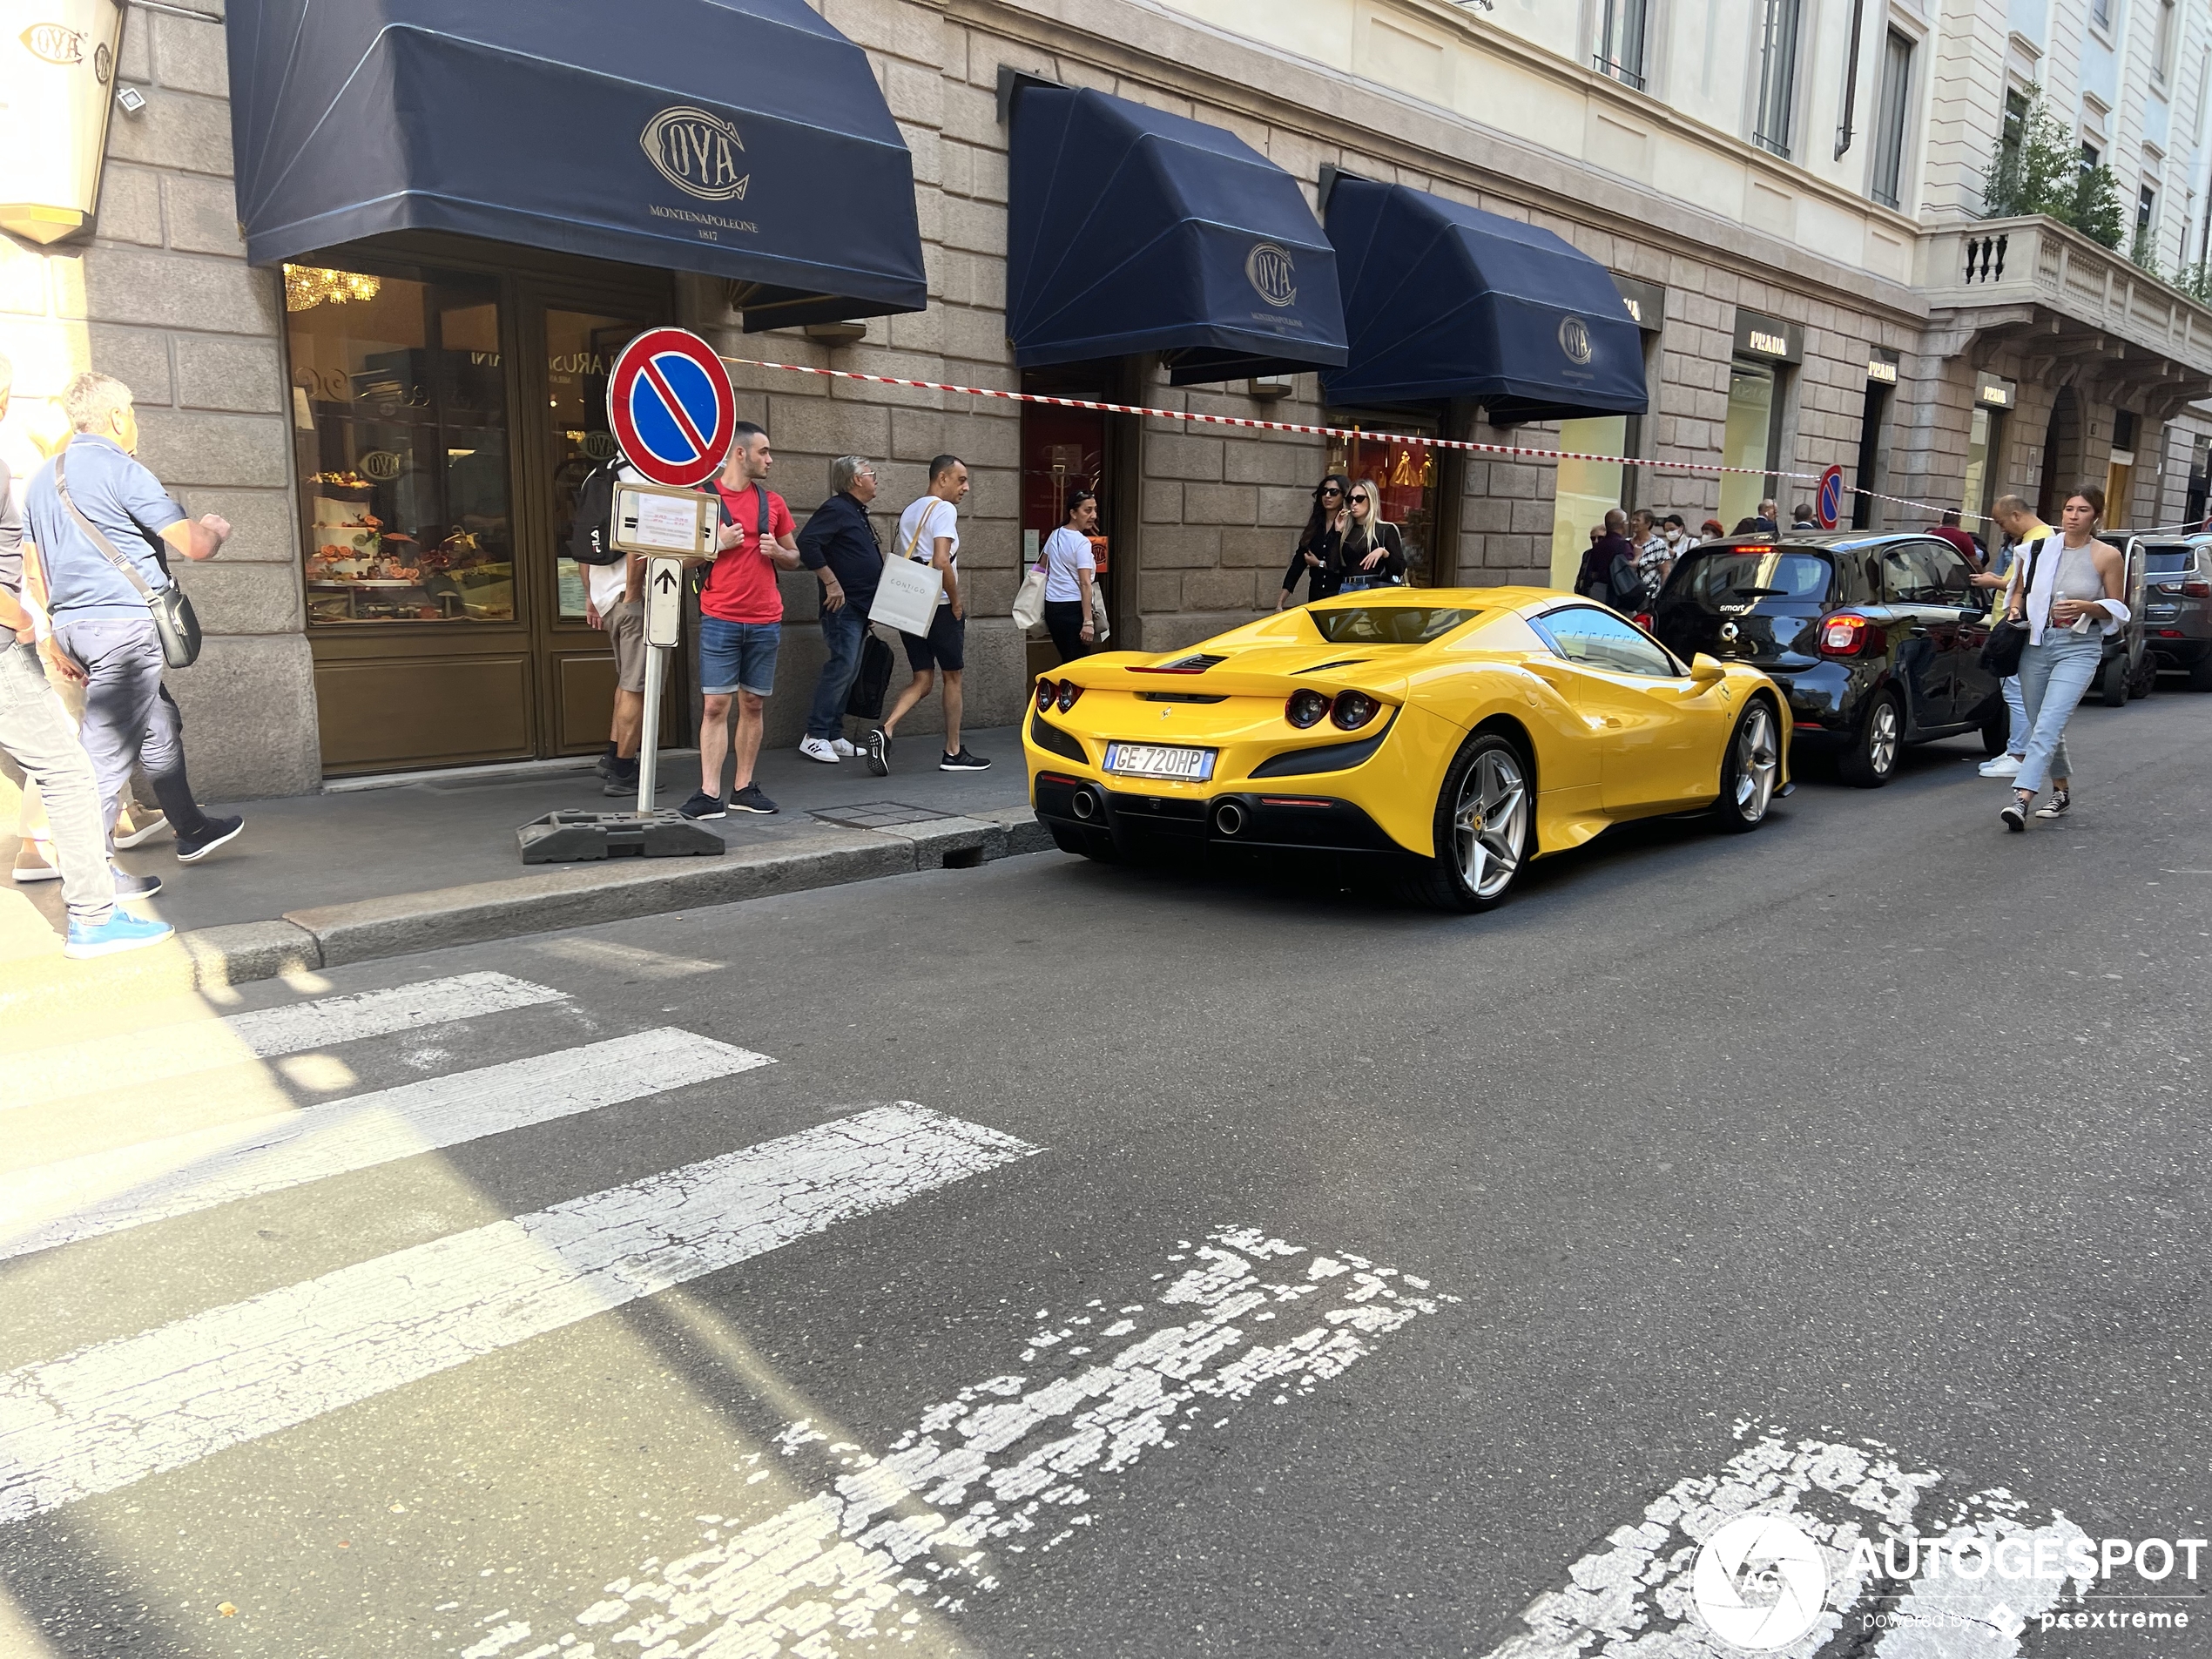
[0,725,1042,1002]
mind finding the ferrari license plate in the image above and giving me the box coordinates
[1104,742,1216,781]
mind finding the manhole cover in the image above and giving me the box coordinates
[810,800,954,830]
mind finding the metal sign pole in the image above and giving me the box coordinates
[636,645,666,813]
[636,554,685,813]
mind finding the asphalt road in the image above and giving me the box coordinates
[3,689,2209,1659]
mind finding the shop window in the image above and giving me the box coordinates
[544,309,637,621]
[1961,405,2003,523]
[1551,415,1629,589]
[1325,419,1439,587]
[1720,360,1780,528]
[287,266,513,625]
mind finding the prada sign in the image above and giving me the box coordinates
[1732,307,1804,364]
[1866,347,1900,384]
[1610,273,1667,334]
[1975,371,2017,408]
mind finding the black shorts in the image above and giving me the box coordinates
[901,606,966,671]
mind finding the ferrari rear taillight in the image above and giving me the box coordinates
[1285,689,1331,728]
[1331,690,1380,730]
[1035,678,1056,713]
[1819,615,1878,657]
[1057,679,1083,712]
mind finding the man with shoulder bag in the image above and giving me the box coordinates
[24,372,241,865]
[1975,495,2051,780]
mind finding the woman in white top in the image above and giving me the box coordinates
[1039,489,1101,661]
[2000,483,2129,830]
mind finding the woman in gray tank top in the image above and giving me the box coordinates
[2000,485,2129,831]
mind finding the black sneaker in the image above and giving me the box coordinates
[678,790,726,820]
[939,748,993,772]
[2033,789,2072,819]
[2000,799,2027,832]
[174,814,244,863]
[109,864,163,899]
[603,759,640,798]
[728,783,779,815]
[867,727,890,777]
[592,743,617,780]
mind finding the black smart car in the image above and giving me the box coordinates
[1648,533,2005,786]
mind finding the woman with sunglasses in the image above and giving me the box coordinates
[1277,475,1350,610]
[1336,482,1405,590]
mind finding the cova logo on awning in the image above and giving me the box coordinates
[641,106,751,203]
[1245,243,1298,308]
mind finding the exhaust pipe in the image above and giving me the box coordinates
[1214,799,1246,837]
[1071,788,1098,821]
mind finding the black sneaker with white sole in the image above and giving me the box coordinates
[727,783,779,815]
[939,748,992,772]
[2000,799,2027,832]
[867,727,890,777]
[2034,789,2072,819]
[174,814,244,863]
[678,790,726,820]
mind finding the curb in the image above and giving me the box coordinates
[0,805,1053,1021]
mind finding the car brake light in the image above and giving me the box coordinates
[1057,679,1083,712]
[1035,678,1056,713]
[1819,615,1877,656]
[1632,612,1653,629]
[2185,580,2211,597]
[1331,690,1380,730]
[1285,688,1331,728]
[2157,629,2185,637]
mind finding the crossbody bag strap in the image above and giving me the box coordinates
[53,451,157,600]
[902,500,941,563]
[2011,535,2047,618]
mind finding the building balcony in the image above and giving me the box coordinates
[1917,216,2212,416]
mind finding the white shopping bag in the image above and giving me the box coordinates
[871,555,945,635]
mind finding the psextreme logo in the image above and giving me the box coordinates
[1245,243,1298,308]
[641,106,751,203]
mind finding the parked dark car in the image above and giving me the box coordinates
[2091,530,2156,705]
[2137,534,2212,690]
[1648,533,2004,786]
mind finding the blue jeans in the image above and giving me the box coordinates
[0,641,113,924]
[2001,674,2027,755]
[806,599,867,740]
[52,616,213,846]
[697,617,781,697]
[2014,630,2103,796]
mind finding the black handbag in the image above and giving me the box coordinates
[1979,537,2046,678]
[846,631,894,720]
[53,451,202,669]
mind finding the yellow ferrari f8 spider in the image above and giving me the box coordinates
[1022,587,1790,910]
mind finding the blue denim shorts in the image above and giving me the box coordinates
[698,617,781,697]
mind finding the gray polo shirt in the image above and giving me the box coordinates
[23,435,186,620]
[0,453,21,594]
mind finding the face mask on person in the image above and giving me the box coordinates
[1664,527,1683,545]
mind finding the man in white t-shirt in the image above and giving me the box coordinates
[871,454,990,773]
[582,460,647,796]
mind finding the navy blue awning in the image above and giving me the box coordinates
[1006,86,1345,384]
[226,0,927,328]
[1322,175,1646,422]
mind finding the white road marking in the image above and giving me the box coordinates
[0,1029,773,1262]
[0,1104,1036,1526]
[537,1227,1454,1656]
[1478,1429,2098,1658]
[7,972,567,1104]
[532,938,723,979]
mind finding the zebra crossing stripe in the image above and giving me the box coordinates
[0,1105,1037,1526]
[8,972,567,1105]
[0,1029,772,1263]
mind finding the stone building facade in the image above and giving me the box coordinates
[3,0,2209,799]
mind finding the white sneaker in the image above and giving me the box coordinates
[798,736,841,765]
[1979,754,2024,779]
[11,837,60,883]
[831,737,858,758]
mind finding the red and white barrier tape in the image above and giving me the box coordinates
[719,354,2209,536]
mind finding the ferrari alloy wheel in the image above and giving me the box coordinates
[1412,733,1530,912]
[1712,698,1779,833]
[1838,691,1900,788]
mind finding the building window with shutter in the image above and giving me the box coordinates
[1594,0,1649,90]
[1870,30,1914,209]
[1754,0,1804,157]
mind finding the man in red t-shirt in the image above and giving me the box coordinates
[1928,509,1986,566]
[684,421,801,819]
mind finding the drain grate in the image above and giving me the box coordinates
[809,800,955,830]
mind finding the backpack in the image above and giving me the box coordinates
[569,460,631,566]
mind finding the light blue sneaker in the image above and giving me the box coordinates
[64,910,176,959]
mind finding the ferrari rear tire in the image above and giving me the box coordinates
[1838,690,1901,788]
[1710,697,1781,833]
[1406,732,1531,913]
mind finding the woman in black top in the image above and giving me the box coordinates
[1276,475,1349,609]
[1336,482,1406,590]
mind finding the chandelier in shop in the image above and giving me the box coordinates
[283,265,382,312]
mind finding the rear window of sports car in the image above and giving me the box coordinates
[1309,606,1480,644]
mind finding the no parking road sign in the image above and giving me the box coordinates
[1816,463,1845,529]
[608,327,737,489]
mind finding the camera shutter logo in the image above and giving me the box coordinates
[641,106,751,202]
[1558,315,1594,366]
[1246,243,1298,308]
[1691,1513,1830,1651]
